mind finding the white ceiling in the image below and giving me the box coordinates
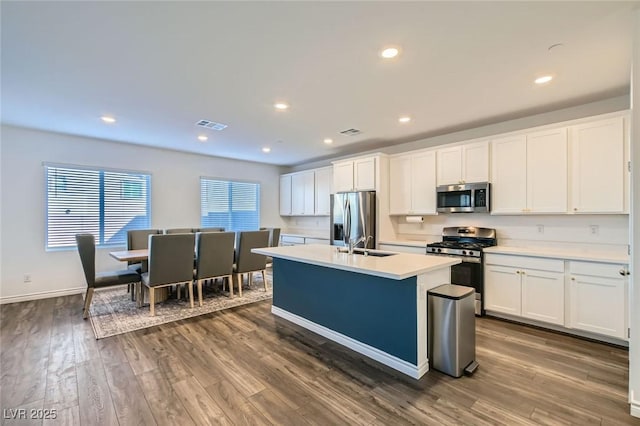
[1,1,636,166]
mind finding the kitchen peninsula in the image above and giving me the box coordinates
[252,244,460,378]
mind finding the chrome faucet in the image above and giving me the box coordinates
[348,235,372,254]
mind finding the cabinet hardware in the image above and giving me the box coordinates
[619,269,626,276]
[516,270,521,274]
[626,270,631,276]
[571,277,575,281]
[573,208,578,211]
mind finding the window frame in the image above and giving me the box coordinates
[44,162,152,251]
[199,176,261,232]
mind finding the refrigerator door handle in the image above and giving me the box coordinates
[344,198,351,245]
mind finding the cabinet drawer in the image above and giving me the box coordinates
[484,254,564,272]
[569,261,626,278]
[281,236,305,245]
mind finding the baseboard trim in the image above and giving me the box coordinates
[486,311,629,347]
[631,403,640,418]
[271,305,425,379]
[0,286,85,305]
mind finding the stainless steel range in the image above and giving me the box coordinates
[426,227,497,315]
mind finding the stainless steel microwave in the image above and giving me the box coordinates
[436,182,490,213]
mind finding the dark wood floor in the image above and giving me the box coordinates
[1,293,637,425]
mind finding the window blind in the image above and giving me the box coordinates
[200,178,260,231]
[46,165,151,249]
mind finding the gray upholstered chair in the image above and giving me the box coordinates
[194,231,235,303]
[127,229,162,273]
[233,230,270,297]
[142,233,196,316]
[164,228,195,234]
[264,227,281,266]
[197,227,225,233]
[75,234,141,319]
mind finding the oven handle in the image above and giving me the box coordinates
[425,252,482,263]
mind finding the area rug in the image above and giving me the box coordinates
[89,273,272,339]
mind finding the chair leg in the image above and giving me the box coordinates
[261,270,267,291]
[136,282,143,308]
[82,288,94,319]
[177,284,181,300]
[188,281,194,308]
[150,288,156,316]
[197,279,203,307]
[237,273,243,297]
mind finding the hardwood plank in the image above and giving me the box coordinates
[205,379,273,426]
[137,369,194,426]
[75,361,118,425]
[172,376,230,425]
[104,362,156,425]
[42,405,79,426]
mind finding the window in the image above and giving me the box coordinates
[45,164,151,249]
[200,178,260,231]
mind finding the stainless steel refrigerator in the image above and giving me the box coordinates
[330,191,376,248]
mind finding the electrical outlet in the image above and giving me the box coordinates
[590,225,599,235]
[536,225,544,234]
[23,273,32,283]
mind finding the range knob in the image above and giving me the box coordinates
[437,248,442,253]
[461,250,467,255]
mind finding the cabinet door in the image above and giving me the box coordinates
[462,141,489,183]
[291,173,306,215]
[570,117,625,213]
[491,135,527,214]
[521,269,565,325]
[354,157,376,190]
[526,128,568,213]
[436,146,462,185]
[302,171,315,215]
[279,175,292,216]
[314,167,332,216]
[411,151,437,214]
[569,264,627,339]
[333,162,354,192]
[389,156,412,214]
[484,264,521,315]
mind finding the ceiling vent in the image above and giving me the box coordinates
[339,128,362,136]
[196,119,228,131]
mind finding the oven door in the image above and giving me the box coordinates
[450,259,484,315]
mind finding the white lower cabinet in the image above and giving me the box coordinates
[484,254,564,326]
[568,261,628,339]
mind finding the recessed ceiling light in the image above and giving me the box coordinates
[323,138,333,144]
[398,116,411,123]
[380,47,399,59]
[534,75,553,85]
[274,102,289,110]
[197,135,208,142]
[101,116,116,123]
[262,147,271,153]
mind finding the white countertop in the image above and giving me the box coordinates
[484,246,629,264]
[253,244,460,280]
[281,232,329,240]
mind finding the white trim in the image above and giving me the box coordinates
[0,286,85,305]
[486,311,629,347]
[631,403,640,418]
[272,305,427,379]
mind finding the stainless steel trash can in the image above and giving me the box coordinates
[427,284,477,378]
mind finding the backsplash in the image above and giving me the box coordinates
[393,213,629,255]
[281,216,331,238]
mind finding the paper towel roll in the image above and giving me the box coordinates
[406,216,424,223]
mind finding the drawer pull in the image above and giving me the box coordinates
[619,269,626,276]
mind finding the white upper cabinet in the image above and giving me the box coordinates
[332,155,377,192]
[389,150,436,215]
[279,174,292,216]
[491,128,567,214]
[314,167,332,216]
[436,140,489,185]
[569,116,626,214]
[291,171,315,215]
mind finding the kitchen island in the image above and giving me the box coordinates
[252,244,460,378]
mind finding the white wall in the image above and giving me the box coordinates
[628,7,639,420]
[0,125,286,303]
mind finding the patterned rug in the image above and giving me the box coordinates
[89,272,272,339]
